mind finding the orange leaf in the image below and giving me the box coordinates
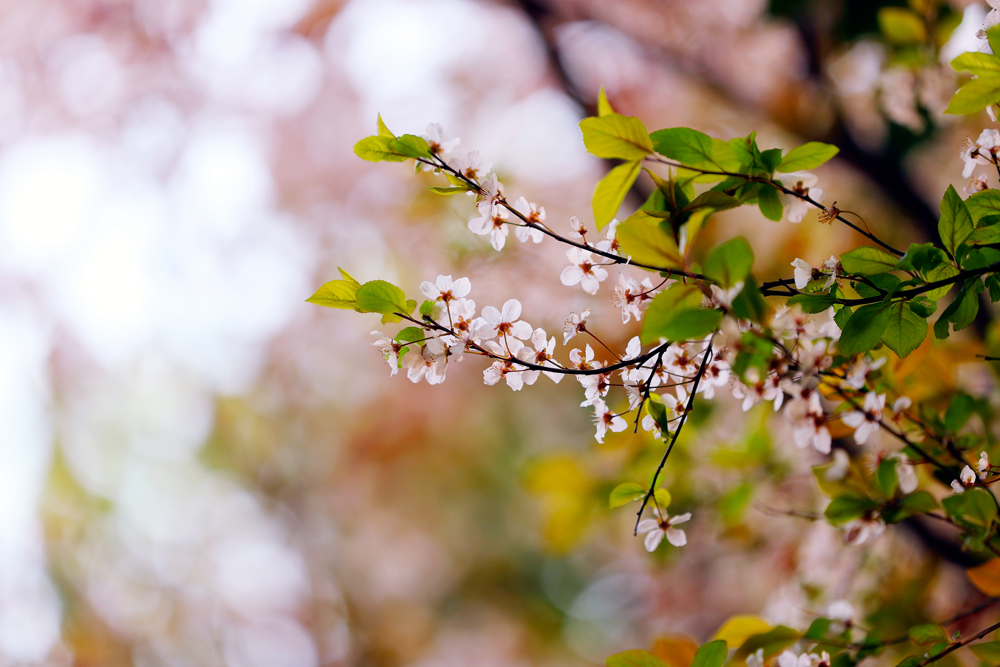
[651,635,699,667]
[968,558,1000,596]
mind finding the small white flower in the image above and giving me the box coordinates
[512,196,545,243]
[591,399,627,443]
[610,273,657,324]
[480,299,532,340]
[961,129,1000,178]
[401,338,449,385]
[842,510,885,545]
[637,508,691,551]
[475,173,505,218]
[845,356,886,390]
[746,649,765,667]
[563,309,590,345]
[777,172,823,223]
[371,331,403,376]
[966,173,990,196]
[468,205,509,251]
[594,219,620,254]
[891,453,918,494]
[792,258,813,290]
[452,150,491,181]
[516,328,563,384]
[568,216,588,239]
[979,451,991,479]
[841,392,885,444]
[826,448,851,481]
[962,465,977,486]
[420,275,472,303]
[420,122,460,157]
[952,480,966,494]
[561,248,609,295]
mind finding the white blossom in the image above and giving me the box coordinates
[563,309,590,345]
[420,274,471,304]
[637,508,691,551]
[960,129,1000,178]
[841,392,885,444]
[371,331,403,376]
[452,150,491,181]
[468,205,510,251]
[591,399,627,443]
[480,299,532,340]
[561,248,609,295]
[777,172,823,223]
[842,510,885,545]
[512,196,545,243]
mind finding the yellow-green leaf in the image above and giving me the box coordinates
[945,75,1000,115]
[594,160,642,228]
[580,114,654,160]
[714,615,772,647]
[878,7,927,45]
[951,52,1000,77]
[617,210,684,268]
[610,482,646,509]
[376,113,395,138]
[597,86,614,117]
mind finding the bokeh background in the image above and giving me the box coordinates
[1,0,999,665]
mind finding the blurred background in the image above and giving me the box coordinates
[1,0,998,665]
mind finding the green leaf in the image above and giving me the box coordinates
[617,210,684,268]
[777,142,839,172]
[943,487,997,527]
[945,74,1000,115]
[757,185,783,221]
[597,86,614,117]
[354,136,409,162]
[731,277,769,322]
[593,160,642,229]
[606,650,667,667]
[376,113,395,139]
[787,293,837,313]
[990,24,1000,58]
[951,52,1000,77]
[885,491,939,523]
[894,243,947,273]
[895,657,921,667]
[690,640,727,667]
[838,303,891,355]
[825,495,879,525]
[650,127,741,174]
[841,247,899,275]
[944,393,975,432]
[735,627,802,660]
[429,186,471,195]
[683,191,742,213]
[875,458,900,498]
[609,482,646,509]
[907,624,948,646]
[655,309,724,342]
[961,246,1000,270]
[356,280,412,323]
[419,299,438,318]
[580,114,654,160]
[881,302,927,359]
[640,283,704,344]
[966,189,1000,224]
[394,327,423,343]
[924,262,960,301]
[939,185,974,258]
[970,640,1000,663]
[804,618,832,641]
[878,7,927,45]
[934,279,983,338]
[307,270,362,310]
[987,274,1000,302]
[704,237,754,288]
[969,225,1000,244]
[391,134,432,159]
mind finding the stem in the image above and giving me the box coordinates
[633,338,715,535]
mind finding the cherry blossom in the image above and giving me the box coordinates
[475,173,504,218]
[569,344,596,371]
[591,399,627,443]
[452,150,491,181]
[791,256,839,290]
[845,355,886,390]
[468,205,509,251]
[483,338,526,390]
[777,172,823,222]
[890,453,918,494]
[636,508,691,551]
[610,273,656,324]
[371,331,403,376]
[786,390,831,454]
[401,338,448,385]
[420,122,460,158]
[511,196,545,243]
[966,173,990,196]
[979,451,991,479]
[841,392,885,444]
[563,309,590,344]
[568,215,588,239]
[560,248,609,295]
[961,465,977,486]
[842,509,885,545]
[420,275,471,304]
[516,328,563,384]
[594,219,620,254]
[480,299,532,340]
[960,129,1000,178]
